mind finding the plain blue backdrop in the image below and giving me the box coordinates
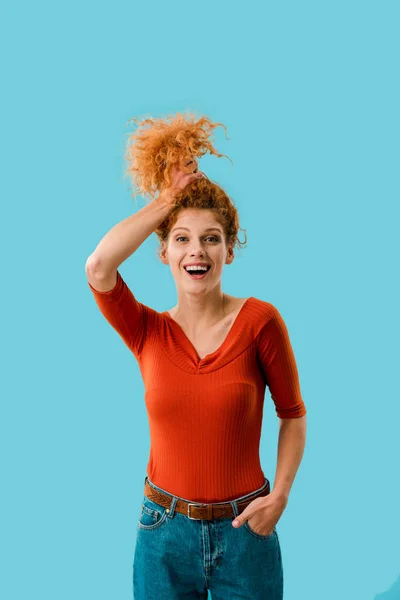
[1,1,399,599]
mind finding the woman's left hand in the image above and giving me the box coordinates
[231,491,288,536]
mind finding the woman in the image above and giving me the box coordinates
[85,112,307,599]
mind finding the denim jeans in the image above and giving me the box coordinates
[132,475,283,599]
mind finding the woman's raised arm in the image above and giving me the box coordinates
[85,165,203,292]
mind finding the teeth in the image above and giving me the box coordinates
[184,266,208,271]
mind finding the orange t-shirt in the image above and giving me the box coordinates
[88,271,306,502]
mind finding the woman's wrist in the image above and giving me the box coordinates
[156,189,176,208]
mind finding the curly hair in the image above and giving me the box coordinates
[124,111,232,199]
[123,111,247,254]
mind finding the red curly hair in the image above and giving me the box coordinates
[124,111,247,253]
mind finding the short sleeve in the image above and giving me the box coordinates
[87,270,147,359]
[256,306,307,419]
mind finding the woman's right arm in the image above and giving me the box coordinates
[85,163,202,292]
[85,194,172,292]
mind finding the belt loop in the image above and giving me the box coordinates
[229,500,239,518]
[167,496,177,518]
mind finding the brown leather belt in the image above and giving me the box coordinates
[144,479,270,521]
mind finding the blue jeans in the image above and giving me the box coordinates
[133,476,283,599]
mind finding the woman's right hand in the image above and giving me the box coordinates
[158,158,204,206]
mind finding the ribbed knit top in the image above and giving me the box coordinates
[88,271,306,503]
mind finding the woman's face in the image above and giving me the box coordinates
[160,208,234,295]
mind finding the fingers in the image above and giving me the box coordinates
[166,165,205,195]
[180,157,198,174]
[190,171,204,184]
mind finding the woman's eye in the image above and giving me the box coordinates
[175,236,219,242]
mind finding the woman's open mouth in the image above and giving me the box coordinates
[183,266,211,280]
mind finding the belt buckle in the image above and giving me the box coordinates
[187,503,203,520]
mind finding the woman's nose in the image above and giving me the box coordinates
[190,247,206,256]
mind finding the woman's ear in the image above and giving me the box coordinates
[226,245,234,265]
[159,241,168,265]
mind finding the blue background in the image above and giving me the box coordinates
[1,1,399,599]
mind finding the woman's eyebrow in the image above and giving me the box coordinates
[171,227,222,233]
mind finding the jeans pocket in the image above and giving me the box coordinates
[138,496,168,531]
[244,520,276,541]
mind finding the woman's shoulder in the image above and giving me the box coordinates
[237,295,283,338]
[242,294,279,315]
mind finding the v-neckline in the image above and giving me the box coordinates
[162,297,253,364]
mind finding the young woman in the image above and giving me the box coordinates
[85,113,307,599]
